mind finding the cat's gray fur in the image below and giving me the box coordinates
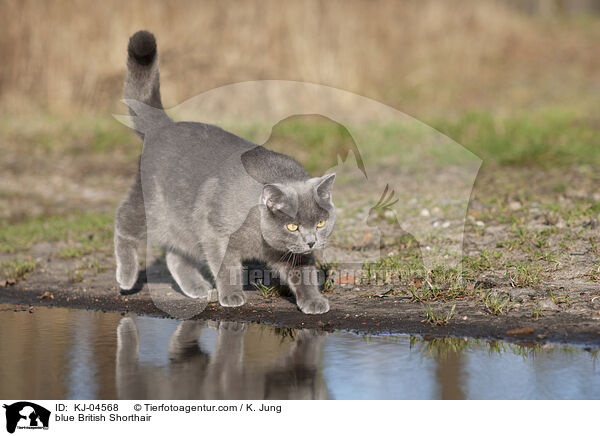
[115,30,336,314]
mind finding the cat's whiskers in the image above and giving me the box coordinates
[292,253,300,270]
[276,250,288,263]
[279,250,295,266]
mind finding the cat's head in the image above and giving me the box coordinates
[259,173,336,254]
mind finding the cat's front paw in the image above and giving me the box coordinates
[298,296,330,314]
[179,284,212,299]
[219,292,247,307]
[116,263,138,290]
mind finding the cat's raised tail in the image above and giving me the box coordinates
[123,30,171,137]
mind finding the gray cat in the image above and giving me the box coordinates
[114,31,336,314]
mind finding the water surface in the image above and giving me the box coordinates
[0,305,598,399]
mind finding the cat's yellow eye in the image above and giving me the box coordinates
[316,219,326,228]
[286,223,299,232]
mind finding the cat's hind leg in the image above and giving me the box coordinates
[166,251,213,299]
[114,173,145,290]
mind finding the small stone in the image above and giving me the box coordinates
[538,299,559,311]
[37,291,54,300]
[507,327,534,336]
[509,201,522,211]
[337,274,356,285]
[420,208,430,217]
[507,288,534,303]
[544,214,559,226]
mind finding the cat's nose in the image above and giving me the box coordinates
[307,241,315,248]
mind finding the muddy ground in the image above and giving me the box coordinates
[3,274,600,345]
[1,117,599,345]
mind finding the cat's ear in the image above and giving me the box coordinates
[312,173,336,201]
[262,184,292,213]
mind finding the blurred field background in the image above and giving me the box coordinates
[1,0,599,296]
[1,0,599,117]
[1,0,600,165]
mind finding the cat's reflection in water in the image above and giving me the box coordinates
[116,319,329,400]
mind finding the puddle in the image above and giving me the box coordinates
[0,305,599,399]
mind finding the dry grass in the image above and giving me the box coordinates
[1,0,599,118]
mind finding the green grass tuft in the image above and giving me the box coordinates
[483,292,511,316]
[422,304,456,326]
[0,258,36,284]
[253,280,280,298]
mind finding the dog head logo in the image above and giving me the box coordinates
[3,402,50,434]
